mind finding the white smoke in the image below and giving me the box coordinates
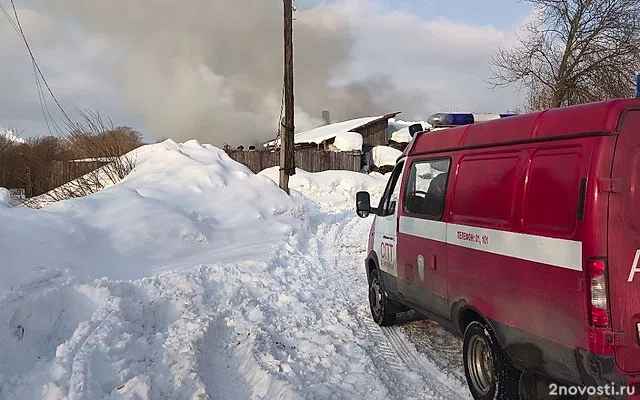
[42,0,429,146]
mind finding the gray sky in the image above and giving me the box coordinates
[0,0,531,146]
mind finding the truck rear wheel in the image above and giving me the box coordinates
[463,320,521,400]
[368,268,396,326]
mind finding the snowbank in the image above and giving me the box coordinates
[332,132,363,151]
[71,157,115,162]
[0,188,10,206]
[260,167,388,212]
[372,146,402,167]
[0,139,313,398]
[0,139,306,294]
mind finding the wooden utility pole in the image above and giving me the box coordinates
[280,0,295,194]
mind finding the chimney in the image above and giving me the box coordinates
[322,110,330,125]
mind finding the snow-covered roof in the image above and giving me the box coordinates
[264,113,399,147]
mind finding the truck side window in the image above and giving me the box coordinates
[378,161,405,216]
[403,158,451,220]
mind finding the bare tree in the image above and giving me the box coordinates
[23,110,142,208]
[0,126,26,191]
[488,0,640,111]
[0,136,17,188]
[66,110,142,157]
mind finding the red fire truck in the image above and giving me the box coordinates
[356,100,640,399]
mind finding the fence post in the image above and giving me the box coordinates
[25,167,32,198]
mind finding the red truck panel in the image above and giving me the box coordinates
[384,99,640,391]
[608,110,640,374]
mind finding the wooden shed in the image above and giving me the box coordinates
[352,112,400,147]
[263,112,401,151]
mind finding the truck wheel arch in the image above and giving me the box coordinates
[452,301,487,336]
[365,251,379,284]
[453,301,528,372]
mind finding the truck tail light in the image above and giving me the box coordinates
[588,258,609,328]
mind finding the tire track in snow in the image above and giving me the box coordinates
[310,206,471,400]
[381,325,470,399]
[309,212,416,399]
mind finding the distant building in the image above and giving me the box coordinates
[263,112,401,151]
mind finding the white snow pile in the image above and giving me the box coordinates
[0,138,470,400]
[260,167,388,212]
[1,139,306,292]
[331,131,363,151]
[71,157,116,162]
[0,128,26,144]
[372,145,403,167]
[391,127,412,143]
[0,188,11,206]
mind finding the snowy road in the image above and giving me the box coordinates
[301,203,472,400]
[1,201,472,399]
[0,142,473,399]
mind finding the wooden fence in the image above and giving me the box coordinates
[47,160,112,195]
[4,160,113,199]
[224,150,363,174]
[10,151,364,199]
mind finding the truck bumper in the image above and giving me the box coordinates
[578,349,640,399]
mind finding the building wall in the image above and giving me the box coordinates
[354,120,390,147]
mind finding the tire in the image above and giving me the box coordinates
[463,320,522,400]
[368,268,396,326]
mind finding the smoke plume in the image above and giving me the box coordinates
[43,0,428,146]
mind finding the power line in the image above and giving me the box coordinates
[3,0,74,135]
[0,2,19,34]
[0,2,53,135]
[10,0,73,124]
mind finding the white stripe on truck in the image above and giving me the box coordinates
[398,216,583,271]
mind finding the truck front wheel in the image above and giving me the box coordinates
[463,320,521,400]
[368,268,396,326]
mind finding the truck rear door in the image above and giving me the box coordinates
[609,109,640,373]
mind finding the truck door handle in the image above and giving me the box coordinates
[428,254,437,270]
[383,235,394,240]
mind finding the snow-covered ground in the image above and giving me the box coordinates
[0,139,470,399]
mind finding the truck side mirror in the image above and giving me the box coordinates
[356,191,373,218]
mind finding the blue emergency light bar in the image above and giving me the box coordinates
[426,112,517,128]
[636,74,640,98]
